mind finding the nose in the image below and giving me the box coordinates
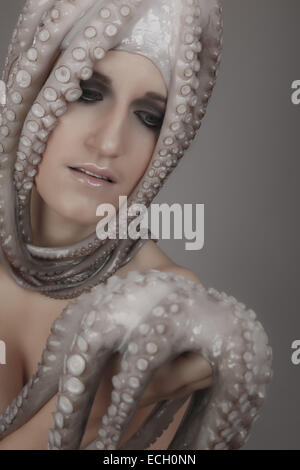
[84,105,126,160]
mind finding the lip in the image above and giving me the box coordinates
[68,163,118,183]
[68,165,117,189]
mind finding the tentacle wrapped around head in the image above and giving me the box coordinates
[0,0,223,299]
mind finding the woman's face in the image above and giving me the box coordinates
[34,50,167,228]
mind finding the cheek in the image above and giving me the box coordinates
[34,126,69,199]
[34,159,64,212]
[35,119,75,177]
[130,131,157,178]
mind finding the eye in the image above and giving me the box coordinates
[78,86,104,104]
[135,111,164,130]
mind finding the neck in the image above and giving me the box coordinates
[30,185,95,247]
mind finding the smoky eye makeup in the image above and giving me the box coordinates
[133,99,166,130]
[77,71,166,129]
[134,97,166,113]
[78,77,109,103]
[135,111,164,130]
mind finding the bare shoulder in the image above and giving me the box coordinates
[131,240,206,289]
[157,263,206,289]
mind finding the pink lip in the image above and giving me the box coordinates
[68,167,116,189]
[69,163,118,183]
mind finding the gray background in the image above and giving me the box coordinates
[0,0,299,450]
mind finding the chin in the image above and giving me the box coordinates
[39,189,99,226]
[58,202,99,227]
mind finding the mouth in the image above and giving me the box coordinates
[68,166,116,189]
[69,167,114,182]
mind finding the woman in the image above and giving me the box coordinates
[0,0,272,450]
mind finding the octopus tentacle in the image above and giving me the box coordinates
[86,318,187,449]
[0,0,106,281]
[0,0,223,299]
[2,1,57,83]
[27,243,116,283]
[0,270,272,449]
[0,293,90,439]
[96,273,272,450]
[32,238,148,300]
[2,0,138,266]
[119,397,191,450]
[37,269,273,450]
[167,291,272,450]
[125,0,223,211]
[0,2,273,452]
[0,0,98,271]
[36,232,152,287]
[46,275,130,449]
[0,0,150,297]
[29,227,154,283]
[26,237,111,262]
[86,277,213,450]
[49,351,115,450]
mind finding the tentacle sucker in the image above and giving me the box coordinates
[0,0,223,299]
[0,269,270,450]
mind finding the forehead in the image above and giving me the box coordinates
[93,50,168,97]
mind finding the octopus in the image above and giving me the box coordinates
[0,0,223,299]
[0,0,273,450]
[0,269,273,450]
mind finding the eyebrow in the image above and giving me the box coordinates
[91,71,167,105]
[93,71,111,86]
[145,91,167,104]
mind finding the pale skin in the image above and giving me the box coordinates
[0,51,212,450]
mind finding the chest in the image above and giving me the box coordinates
[0,281,69,387]
[0,270,189,449]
